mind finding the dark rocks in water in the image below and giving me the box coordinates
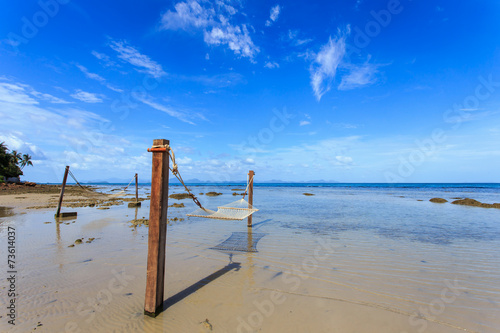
[169,203,185,208]
[206,192,222,196]
[169,193,192,200]
[231,189,245,191]
[451,198,500,209]
[232,192,244,196]
[199,193,204,195]
[74,239,83,244]
[303,193,315,196]
[429,198,447,203]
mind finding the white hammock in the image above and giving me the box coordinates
[187,198,258,220]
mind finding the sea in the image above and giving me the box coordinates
[1,183,499,332]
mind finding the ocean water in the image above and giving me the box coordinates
[1,183,499,332]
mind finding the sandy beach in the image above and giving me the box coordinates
[1,184,499,332]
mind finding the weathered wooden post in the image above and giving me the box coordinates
[128,173,141,207]
[247,170,254,228]
[144,139,170,317]
[135,173,139,203]
[54,166,77,218]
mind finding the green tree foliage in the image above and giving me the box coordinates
[0,142,26,178]
[20,154,33,169]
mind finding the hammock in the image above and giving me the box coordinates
[151,143,259,221]
[187,198,258,220]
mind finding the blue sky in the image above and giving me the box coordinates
[1,0,500,183]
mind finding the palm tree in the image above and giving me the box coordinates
[11,150,22,163]
[20,154,33,170]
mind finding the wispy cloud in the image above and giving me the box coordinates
[338,60,380,90]
[0,82,38,105]
[264,61,279,69]
[29,90,71,104]
[0,80,70,105]
[109,40,166,78]
[161,0,215,30]
[288,30,313,46]
[76,64,123,92]
[136,96,206,125]
[91,50,117,67]
[309,30,348,101]
[160,0,259,60]
[70,89,105,103]
[299,120,311,126]
[76,64,105,83]
[309,28,382,100]
[265,5,281,27]
[204,24,259,59]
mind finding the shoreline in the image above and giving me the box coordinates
[0,184,144,211]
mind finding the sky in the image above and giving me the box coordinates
[1,0,500,183]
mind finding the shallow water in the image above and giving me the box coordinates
[0,185,499,332]
[0,206,14,218]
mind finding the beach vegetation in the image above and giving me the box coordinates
[0,142,22,178]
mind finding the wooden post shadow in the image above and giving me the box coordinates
[144,139,170,317]
[162,262,240,311]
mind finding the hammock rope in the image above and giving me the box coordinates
[67,169,135,198]
[155,144,259,221]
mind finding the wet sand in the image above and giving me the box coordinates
[1,186,499,332]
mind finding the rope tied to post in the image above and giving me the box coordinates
[148,144,204,210]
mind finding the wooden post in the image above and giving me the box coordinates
[144,139,170,317]
[128,173,141,207]
[247,170,254,228]
[55,166,69,218]
[135,173,139,202]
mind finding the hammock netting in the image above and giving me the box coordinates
[187,198,258,220]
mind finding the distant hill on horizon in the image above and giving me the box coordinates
[84,178,341,184]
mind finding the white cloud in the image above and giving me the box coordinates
[176,156,192,164]
[160,1,259,60]
[109,40,166,78]
[264,61,279,69]
[0,79,165,182]
[0,132,46,160]
[338,60,379,90]
[0,81,70,105]
[137,96,201,125]
[0,82,38,105]
[76,64,105,83]
[335,155,353,164]
[76,64,123,92]
[70,89,104,103]
[265,5,281,26]
[299,120,311,126]
[29,90,71,104]
[204,24,259,59]
[161,0,214,30]
[288,30,313,46]
[91,50,117,67]
[309,31,348,101]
